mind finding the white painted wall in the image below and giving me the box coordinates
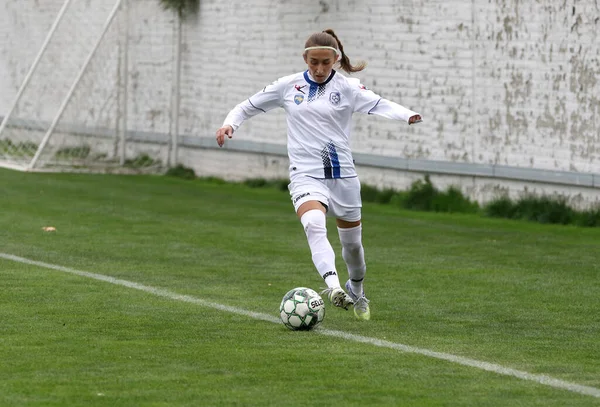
[1,0,599,208]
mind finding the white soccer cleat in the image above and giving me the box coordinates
[321,287,354,310]
[345,280,371,320]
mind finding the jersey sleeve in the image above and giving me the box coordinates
[350,78,421,123]
[222,78,286,131]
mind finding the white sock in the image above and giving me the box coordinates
[338,224,366,296]
[300,209,340,289]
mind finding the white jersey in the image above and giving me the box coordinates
[223,70,420,180]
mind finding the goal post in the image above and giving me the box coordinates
[0,0,176,173]
[0,0,75,171]
[28,0,125,171]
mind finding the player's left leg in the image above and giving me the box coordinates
[328,177,371,320]
[337,219,366,295]
[337,218,370,320]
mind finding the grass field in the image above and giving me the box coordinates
[0,167,599,406]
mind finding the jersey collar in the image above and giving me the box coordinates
[304,69,336,86]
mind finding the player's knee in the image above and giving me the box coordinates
[342,240,362,255]
[304,222,326,237]
[300,209,327,236]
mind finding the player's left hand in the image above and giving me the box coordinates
[215,125,234,147]
[409,115,422,125]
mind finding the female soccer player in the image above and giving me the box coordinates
[216,29,422,320]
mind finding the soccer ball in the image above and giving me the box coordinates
[279,287,325,331]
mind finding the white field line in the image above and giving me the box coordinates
[1,252,599,399]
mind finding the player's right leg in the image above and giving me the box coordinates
[297,202,354,310]
[289,177,353,310]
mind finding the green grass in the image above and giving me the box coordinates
[0,168,599,406]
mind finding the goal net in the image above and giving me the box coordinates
[0,0,174,173]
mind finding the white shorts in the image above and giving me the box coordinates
[288,176,362,221]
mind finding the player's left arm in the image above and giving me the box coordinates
[371,99,422,125]
[351,79,422,125]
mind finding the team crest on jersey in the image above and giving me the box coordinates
[329,91,341,106]
[294,94,305,105]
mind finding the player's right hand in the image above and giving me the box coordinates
[215,125,234,147]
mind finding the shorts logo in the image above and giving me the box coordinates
[294,94,305,105]
[329,91,341,106]
[293,192,310,204]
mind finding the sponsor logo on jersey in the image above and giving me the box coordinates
[359,84,368,90]
[329,91,341,106]
[294,84,306,94]
[294,94,305,105]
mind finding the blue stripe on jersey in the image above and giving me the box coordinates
[320,146,333,179]
[304,70,337,102]
[308,83,318,102]
[303,70,336,87]
[327,142,341,178]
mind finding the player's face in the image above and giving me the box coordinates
[303,49,336,83]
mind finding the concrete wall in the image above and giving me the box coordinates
[1,0,599,208]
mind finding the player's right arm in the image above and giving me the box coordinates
[216,79,286,147]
